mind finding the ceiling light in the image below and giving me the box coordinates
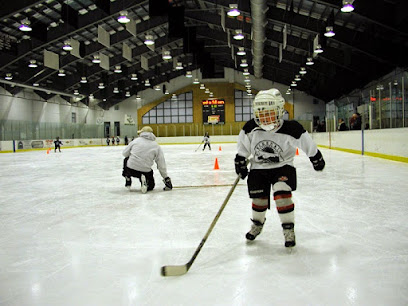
[244,77,250,83]
[58,69,65,77]
[294,75,301,81]
[200,84,205,90]
[243,69,250,76]
[80,76,87,83]
[193,78,200,84]
[136,95,141,101]
[233,29,244,40]
[205,88,210,93]
[145,80,150,86]
[92,55,101,63]
[144,35,154,46]
[5,73,13,80]
[74,90,79,95]
[306,57,314,65]
[286,91,291,95]
[165,89,170,95]
[314,44,323,54]
[28,60,37,68]
[247,92,253,96]
[185,71,193,78]
[240,59,248,67]
[125,91,131,97]
[154,85,161,91]
[227,4,240,17]
[299,67,307,75]
[62,40,73,51]
[113,87,119,93]
[324,26,335,37]
[162,50,172,60]
[98,83,105,89]
[237,47,246,56]
[341,0,354,13]
[291,81,297,87]
[19,19,32,32]
[171,94,177,100]
[131,74,138,80]
[114,65,122,73]
[209,93,214,98]
[89,94,94,99]
[33,82,39,87]
[175,62,183,70]
[117,11,130,23]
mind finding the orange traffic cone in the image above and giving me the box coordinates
[296,148,299,156]
[219,146,222,151]
[46,148,50,154]
[213,158,220,170]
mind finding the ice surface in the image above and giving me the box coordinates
[0,143,407,306]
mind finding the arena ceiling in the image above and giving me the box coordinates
[0,0,407,109]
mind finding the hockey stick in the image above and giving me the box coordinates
[194,142,203,152]
[173,183,245,189]
[161,174,241,277]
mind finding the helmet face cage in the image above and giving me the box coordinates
[253,89,285,131]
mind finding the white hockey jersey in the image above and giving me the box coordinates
[122,132,168,178]
[237,119,319,170]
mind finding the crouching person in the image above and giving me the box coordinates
[122,126,172,193]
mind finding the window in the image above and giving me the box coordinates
[142,92,194,124]
[234,90,253,122]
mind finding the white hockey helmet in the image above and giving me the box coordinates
[253,88,285,131]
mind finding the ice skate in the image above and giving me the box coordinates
[246,219,264,241]
[282,223,296,247]
[125,177,131,190]
[140,175,147,194]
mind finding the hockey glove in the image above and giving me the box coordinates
[234,154,248,179]
[163,177,173,190]
[309,150,325,171]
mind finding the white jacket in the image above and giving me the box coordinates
[122,132,168,178]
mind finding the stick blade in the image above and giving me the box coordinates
[161,265,188,277]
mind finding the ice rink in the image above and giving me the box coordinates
[1,142,407,306]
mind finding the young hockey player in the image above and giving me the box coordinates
[54,136,63,152]
[202,132,211,151]
[122,126,172,193]
[234,88,325,248]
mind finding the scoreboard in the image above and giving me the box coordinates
[202,99,225,124]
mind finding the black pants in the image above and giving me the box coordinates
[203,143,211,150]
[122,157,155,190]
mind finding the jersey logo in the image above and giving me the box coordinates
[254,140,283,163]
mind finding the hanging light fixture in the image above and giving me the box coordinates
[114,65,122,73]
[80,76,87,83]
[185,71,193,78]
[145,79,150,86]
[237,47,246,56]
[341,0,354,13]
[299,67,307,75]
[200,84,205,90]
[324,26,335,37]
[125,91,131,97]
[62,40,73,51]
[144,35,154,46]
[33,82,40,87]
[98,83,105,89]
[92,55,101,63]
[291,81,297,87]
[233,29,244,40]
[28,60,37,68]
[193,78,200,84]
[314,44,323,53]
[5,73,13,80]
[113,87,119,93]
[58,69,66,77]
[294,75,301,81]
[74,90,79,95]
[227,4,240,17]
[19,19,32,32]
[136,95,141,101]
[243,68,250,75]
[306,57,314,65]
[240,59,248,67]
[130,74,138,81]
[154,85,161,91]
[162,50,172,60]
[175,62,183,70]
[117,11,130,23]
